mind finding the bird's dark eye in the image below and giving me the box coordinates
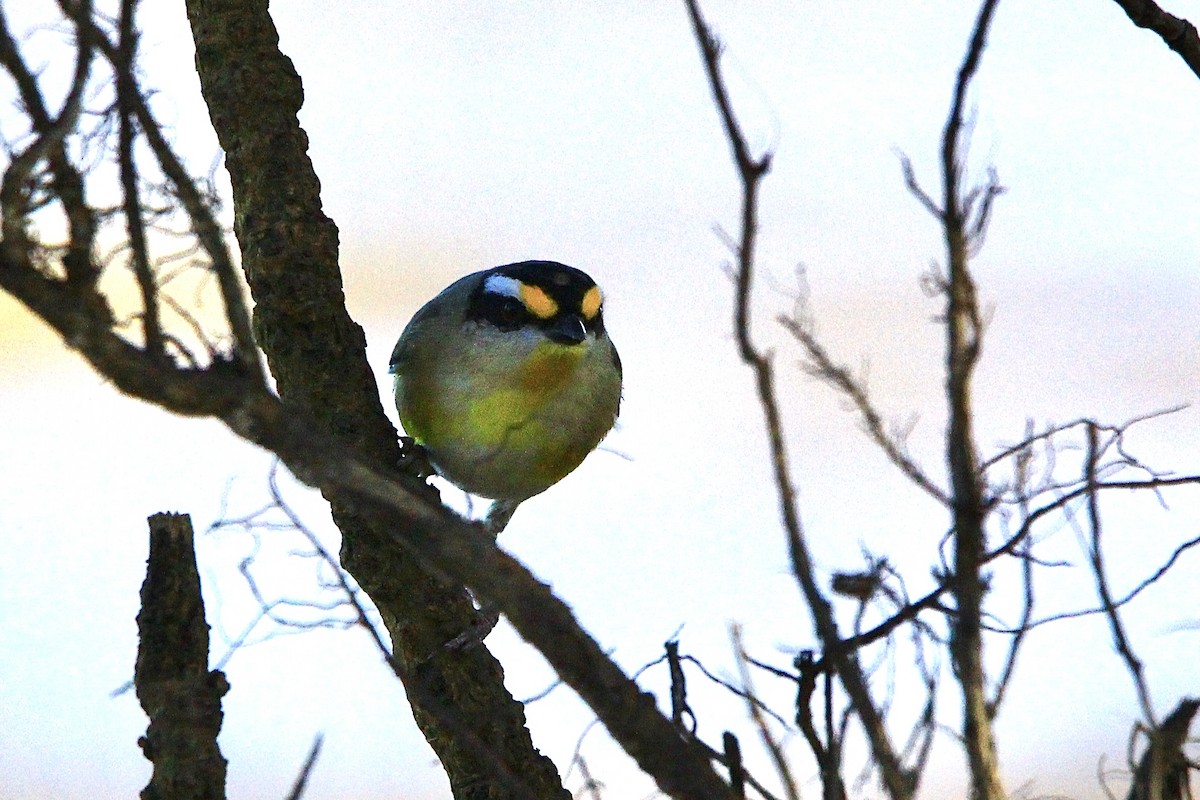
[492,297,526,329]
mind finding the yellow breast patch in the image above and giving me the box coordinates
[518,342,584,392]
[464,343,584,447]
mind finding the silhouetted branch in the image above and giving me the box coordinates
[1085,424,1157,729]
[115,0,163,358]
[988,429,1035,716]
[88,12,258,370]
[778,316,949,506]
[658,641,788,800]
[283,734,324,800]
[732,626,801,800]
[683,1,911,795]
[723,733,746,799]
[136,512,228,800]
[988,527,1200,635]
[1107,0,1200,79]
[905,2,1004,796]
[1125,698,1199,800]
[791,651,846,800]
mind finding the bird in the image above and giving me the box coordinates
[389,260,622,534]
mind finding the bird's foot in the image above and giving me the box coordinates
[443,602,501,652]
[398,437,436,481]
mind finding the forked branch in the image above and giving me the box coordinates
[683,1,913,797]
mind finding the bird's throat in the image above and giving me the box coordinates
[516,341,585,393]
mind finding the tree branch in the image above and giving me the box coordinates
[1124,698,1199,800]
[0,5,739,797]
[930,2,1006,797]
[682,1,913,797]
[1108,0,1200,80]
[178,2,577,797]
[136,512,228,800]
[1085,424,1157,729]
[779,316,950,506]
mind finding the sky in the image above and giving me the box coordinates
[1,1,1199,799]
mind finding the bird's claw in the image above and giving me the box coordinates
[442,603,501,652]
[399,437,436,481]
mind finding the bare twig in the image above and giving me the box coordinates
[988,427,1035,716]
[682,2,911,795]
[86,21,259,372]
[283,734,324,800]
[779,316,949,506]
[916,2,1005,797]
[1086,423,1157,729]
[115,0,164,358]
[575,756,605,800]
[732,625,801,800]
[667,640,697,737]
[988,529,1200,634]
[0,0,96,281]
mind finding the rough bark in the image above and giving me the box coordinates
[136,512,228,800]
[181,2,569,797]
[1126,698,1199,800]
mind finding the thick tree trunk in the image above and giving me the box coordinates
[181,3,569,797]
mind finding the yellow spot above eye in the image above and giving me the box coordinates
[519,283,558,319]
[580,285,602,320]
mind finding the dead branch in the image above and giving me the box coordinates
[778,316,949,506]
[136,512,228,800]
[1125,698,1199,800]
[907,1,1005,796]
[1086,424,1158,729]
[1107,0,1200,80]
[723,733,746,799]
[988,429,1036,716]
[732,625,803,800]
[682,1,912,795]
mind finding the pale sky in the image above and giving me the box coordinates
[1,2,1198,799]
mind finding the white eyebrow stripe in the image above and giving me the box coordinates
[483,274,522,298]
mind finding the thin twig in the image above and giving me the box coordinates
[283,734,324,800]
[115,0,163,358]
[732,625,801,800]
[1086,423,1157,729]
[682,1,911,794]
[988,426,1035,716]
[780,316,949,506]
[924,2,1004,797]
[86,18,260,373]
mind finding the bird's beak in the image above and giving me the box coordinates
[546,313,587,345]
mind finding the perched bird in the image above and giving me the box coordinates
[389,260,622,533]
